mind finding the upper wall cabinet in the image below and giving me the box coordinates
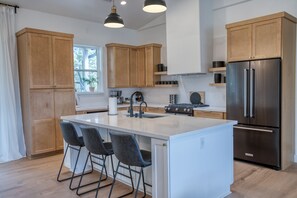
[166,0,213,75]
[226,14,287,62]
[106,45,130,88]
[106,43,161,88]
[19,29,74,89]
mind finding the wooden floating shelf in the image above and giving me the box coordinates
[154,84,178,88]
[209,83,226,87]
[154,71,168,75]
[208,67,226,72]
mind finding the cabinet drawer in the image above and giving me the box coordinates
[146,107,165,114]
[234,126,280,168]
[194,111,224,119]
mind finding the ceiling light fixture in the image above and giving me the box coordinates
[104,0,124,28]
[120,1,127,5]
[143,0,167,13]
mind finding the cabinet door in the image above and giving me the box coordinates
[28,33,53,88]
[130,48,146,87]
[107,47,130,87]
[54,89,75,150]
[146,107,165,114]
[30,90,55,154]
[227,24,252,61]
[151,138,169,198]
[137,48,146,87]
[252,18,281,59]
[53,36,74,88]
[194,110,224,119]
[145,46,160,87]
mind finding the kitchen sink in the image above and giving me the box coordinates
[141,114,165,119]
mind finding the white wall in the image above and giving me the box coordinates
[16,8,139,107]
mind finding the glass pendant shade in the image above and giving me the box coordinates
[104,6,124,28]
[143,0,167,13]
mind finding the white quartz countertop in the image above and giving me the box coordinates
[62,111,236,140]
[76,103,226,112]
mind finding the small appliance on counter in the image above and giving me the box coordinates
[134,91,143,102]
[165,92,209,116]
[110,90,123,104]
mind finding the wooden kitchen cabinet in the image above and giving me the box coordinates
[28,33,53,88]
[17,28,75,157]
[54,89,76,150]
[53,36,74,88]
[30,89,55,154]
[227,24,252,61]
[194,110,225,119]
[145,44,161,87]
[146,107,165,114]
[227,14,283,62]
[106,44,130,88]
[130,47,146,87]
[106,43,161,88]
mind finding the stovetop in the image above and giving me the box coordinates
[165,103,209,115]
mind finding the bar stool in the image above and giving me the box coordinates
[57,122,94,190]
[78,127,115,197]
[108,132,152,198]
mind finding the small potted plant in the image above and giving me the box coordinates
[83,76,98,92]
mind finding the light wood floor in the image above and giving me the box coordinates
[1,155,297,198]
[0,154,150,198]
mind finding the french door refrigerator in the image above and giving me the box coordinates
[227,58,281,170]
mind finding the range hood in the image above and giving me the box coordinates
[166,0,213,75]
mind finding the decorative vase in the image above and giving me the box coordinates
[89,87,95,92]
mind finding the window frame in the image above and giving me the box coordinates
[73,44,104,95]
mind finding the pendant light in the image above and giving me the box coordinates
[143,0,167,13]
[104,0,124,28]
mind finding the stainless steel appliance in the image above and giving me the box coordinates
[227,58,281,170]
[165,103,209,116]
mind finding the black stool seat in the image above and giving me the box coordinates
[57,122,94,191]
[109,132,152,198]
[140,150,152,167]
[76,127,115,197]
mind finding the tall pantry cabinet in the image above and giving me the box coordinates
[17,28,75,157]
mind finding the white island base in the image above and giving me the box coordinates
[62,112,236,198]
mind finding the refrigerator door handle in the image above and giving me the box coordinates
[250,69,255,118]
[234,126,273,133]
[244,69,248,117]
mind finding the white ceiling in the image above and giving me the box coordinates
[2,0,164,30]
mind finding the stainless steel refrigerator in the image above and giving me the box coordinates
[227,58,281,170]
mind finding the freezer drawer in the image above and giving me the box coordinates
[234,125,280,169]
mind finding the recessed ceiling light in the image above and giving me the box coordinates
[120,1,127,5]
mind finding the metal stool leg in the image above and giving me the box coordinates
[76,154,113,196]
[141,168,147,197]
[117,165,135,198]
[134,167,143,198]
[108,161,120,198]
[69,146,82,190]
[57,144,70,182]
[95,156,108,198]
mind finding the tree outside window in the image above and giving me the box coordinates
[73,45,102,93]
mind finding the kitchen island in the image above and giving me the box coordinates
[61,111,237,198]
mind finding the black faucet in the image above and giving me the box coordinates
[128,91,144,117]
[139,101,147,118]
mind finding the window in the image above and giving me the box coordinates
[73,45,103,93]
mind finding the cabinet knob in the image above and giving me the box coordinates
[163,143,167,147]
